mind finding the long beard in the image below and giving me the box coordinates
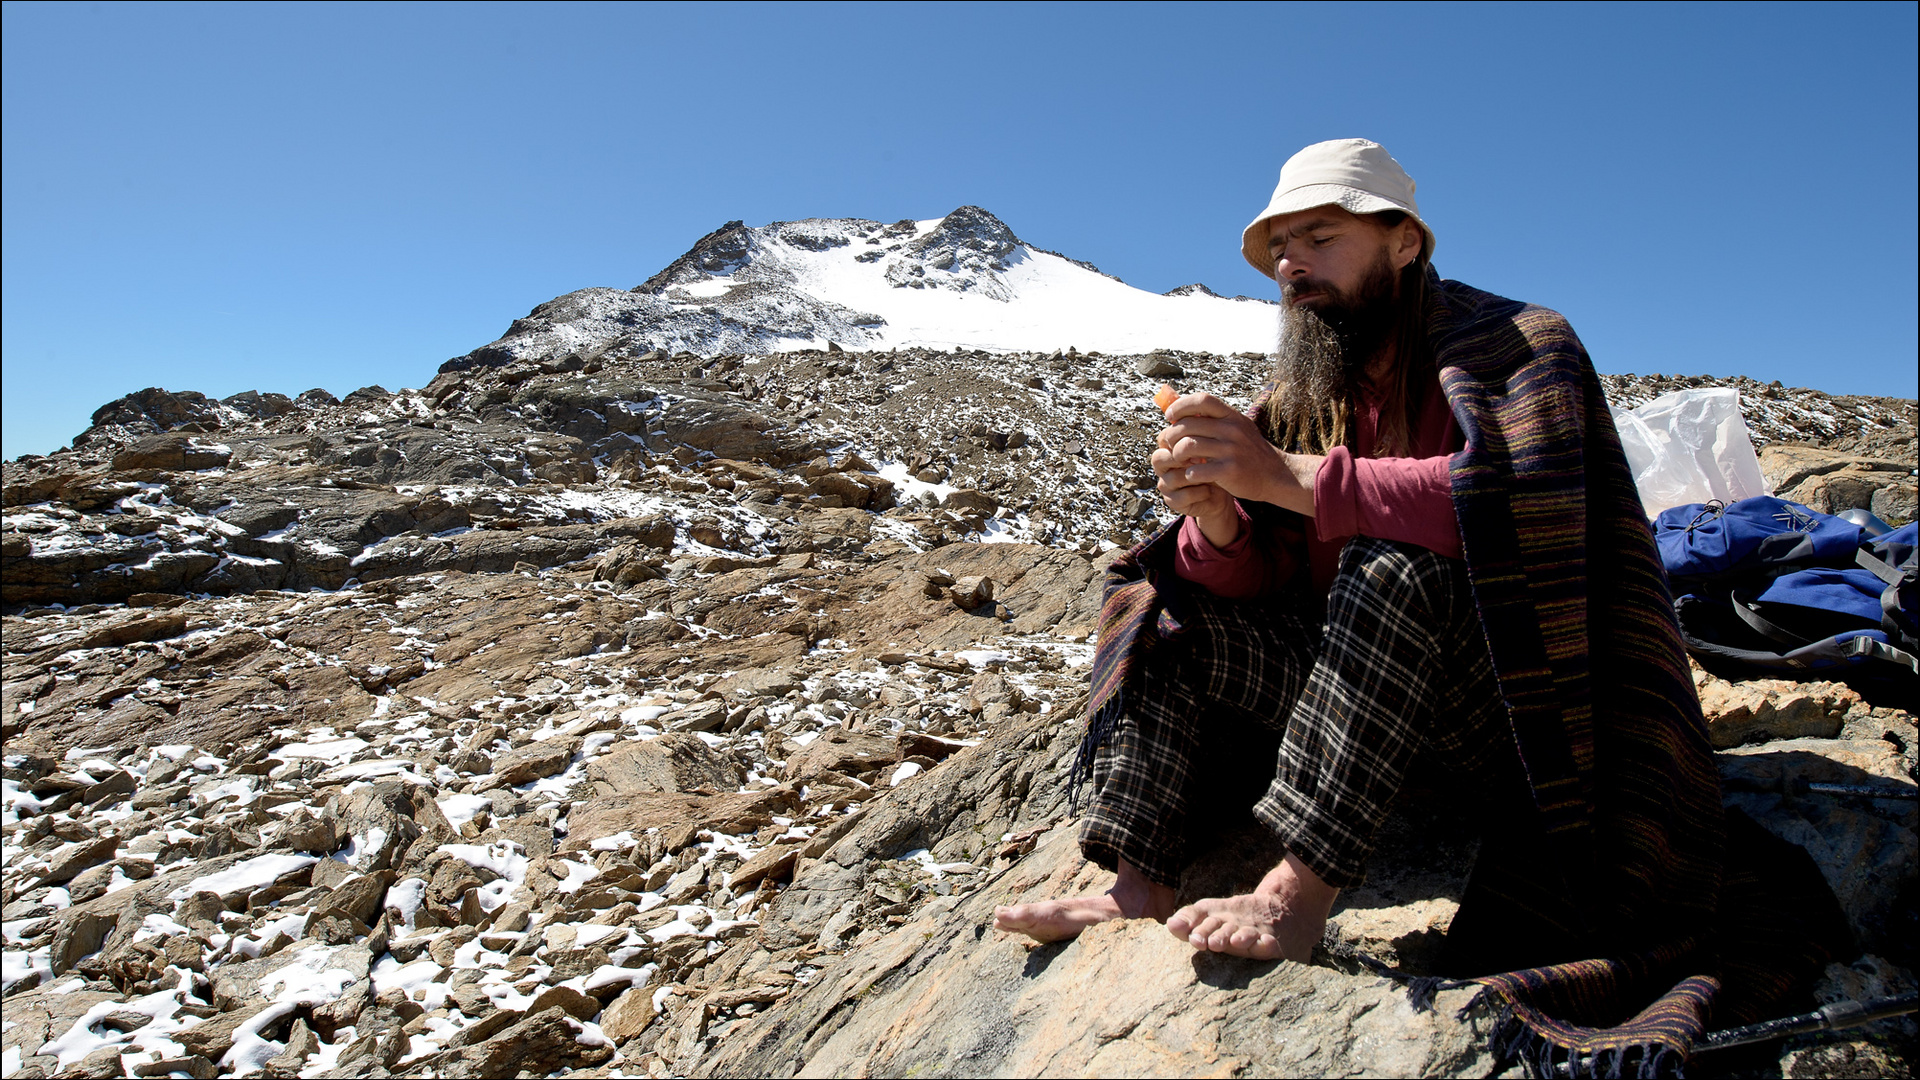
[1265,253,1401,453]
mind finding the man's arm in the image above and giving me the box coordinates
[1160,391,1463,560]
[1315,449,1461,559]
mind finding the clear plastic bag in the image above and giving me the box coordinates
[1610,387,1771,518]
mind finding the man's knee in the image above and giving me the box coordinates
[1327,536,1466,623]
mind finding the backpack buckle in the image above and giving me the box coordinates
[1684,499,1727,534]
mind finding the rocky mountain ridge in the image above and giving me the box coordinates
[9,336,1915,613]
[2,215,1916,1078]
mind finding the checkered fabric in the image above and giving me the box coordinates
[1080,535,1512,889]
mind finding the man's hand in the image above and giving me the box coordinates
[1158,392,1319,521]
[1153,436,1240,546]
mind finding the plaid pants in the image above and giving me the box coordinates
[1080,536,1516,889]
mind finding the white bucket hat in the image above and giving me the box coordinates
[1241,138,1435,278]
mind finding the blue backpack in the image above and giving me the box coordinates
[1655,497,1918,683]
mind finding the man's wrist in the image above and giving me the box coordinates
[1195,506,1242,549]
[1289,453,1321,516]
[1252,449,1321,517]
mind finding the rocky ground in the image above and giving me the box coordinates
[2,348,1915,1079]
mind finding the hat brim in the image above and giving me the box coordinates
[1240,184,1435,278]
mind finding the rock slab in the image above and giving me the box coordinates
[700,827,1495,1078]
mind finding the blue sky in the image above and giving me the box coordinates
[4,1,1915,459]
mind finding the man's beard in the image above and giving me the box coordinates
[1266,250,1401,451]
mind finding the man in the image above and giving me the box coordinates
[995,139,1728,977]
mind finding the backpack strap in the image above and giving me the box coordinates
[1675,594,1920,676]
[1860,635,1920,675]
[1856,546,1905,587]
[1856,545,1919,653]
[1730,588,1811,648]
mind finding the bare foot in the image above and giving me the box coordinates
[1166,852,1338,961]
[994,858,1177,943]
[993,894,1131,942]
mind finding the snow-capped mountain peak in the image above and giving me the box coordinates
[450,207,1277,371]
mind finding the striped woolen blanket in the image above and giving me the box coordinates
[1076,271,1846,1075]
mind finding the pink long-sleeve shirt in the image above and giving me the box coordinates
[1174,379,1463,599]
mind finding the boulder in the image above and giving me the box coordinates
[491,737,580,787]
[263,1017,321,1075]
[1761,445,1914,518]
[783,731,900,784]
[221,390,297,419]
[48,908,120,976]
[170,1008,257,1061]
[947,574,995,610]
[665,700,731,734]
[727,841,803,892]
[110,432,232,472]
[1135,351,1185,377]
[601,985,657,1042]
[586,732,741,796]
[78,387,222,443]
[311,871,394,927]
[1872,482,1918,523]
[714,666,803,701]
[1696,675,1853,748]
[941,489,998,517]
[656,395,790,461]
[334,783,423,873]
[804,471,892,509]
[70,613,188,652]
[524,983,600,1021]
[596,541,668,587]
[0,988,126,1073]
[562,786,802,852]
[38,834,119,885]
[408,1006,614,1077]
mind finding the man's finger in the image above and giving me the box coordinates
[1163,415,1244,448]
[1180,460,1226,487]
[1161,461,1217,485]
[1162,393,1238,424]
[1160,479,1227,516]
[1155,444,1214,475]
[1163,493,1210,517]
[1158,469,1212,497]
[1158,430,1219,465]
[1152,448,1197,478]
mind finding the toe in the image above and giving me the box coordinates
[1189,916,1227,948]
[1214,926,1279,960]
[1166,906,1199,938]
